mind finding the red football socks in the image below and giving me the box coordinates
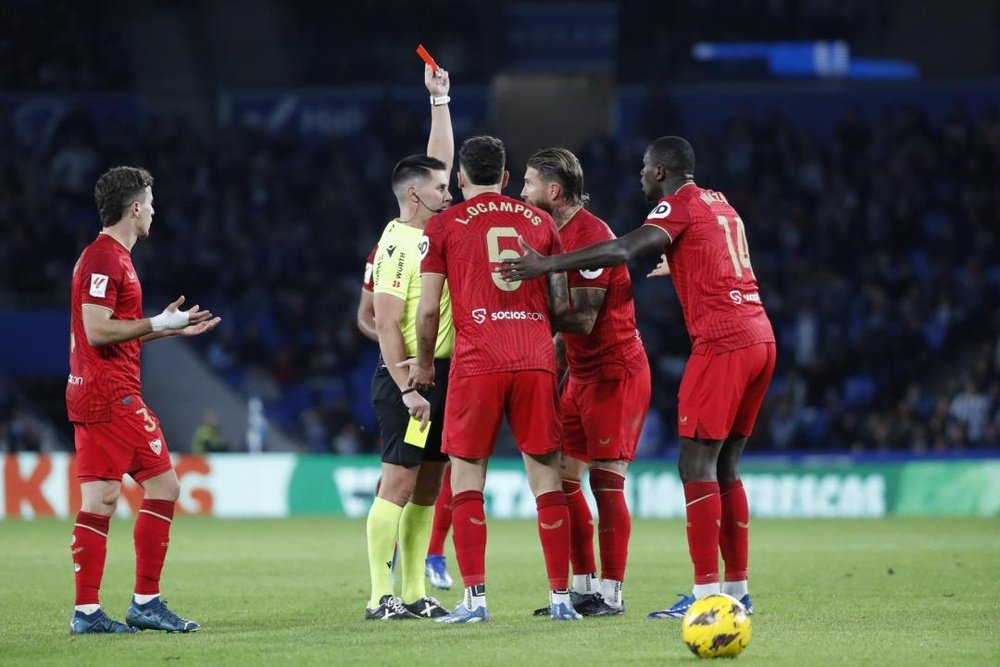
[719,479,749,582]
[590,469,630,582]
[133,499,175,595]
[451,490,487,588]
[562,478,596,575]
[72,512,111,605]
[428,468,453,556]
[535,490,570,590]
[683,480,722,585]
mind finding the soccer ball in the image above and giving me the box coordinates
[681,594,752,659]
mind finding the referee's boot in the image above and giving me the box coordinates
[404,596,449,619]
[365,595,420,620]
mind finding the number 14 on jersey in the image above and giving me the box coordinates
[717,215,754,278]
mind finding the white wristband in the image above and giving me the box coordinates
[430,95,450,106]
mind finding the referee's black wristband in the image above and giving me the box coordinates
[400,387,418,396]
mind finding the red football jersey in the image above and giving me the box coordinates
[66,234,144,423]
[422,192,562,377]
[643,183,774,353]
[362,245,376,292]
[560,208,645,381]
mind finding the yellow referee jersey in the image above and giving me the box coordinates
[372,219,454,359]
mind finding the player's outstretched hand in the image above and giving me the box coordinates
[176,315,222,338]
[497,237,548,282]
[396,358,436,392]
[647,253,671,278]
[425,64,449,97]
[150,296,217,333]
[402,390,431,432]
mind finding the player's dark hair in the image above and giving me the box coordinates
[93,166,154,228]
[527,147,590,207]
[459,135,505,186]
[647,136,696,178]
[391,154,447,196]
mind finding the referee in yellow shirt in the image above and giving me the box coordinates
[364,63,456,621]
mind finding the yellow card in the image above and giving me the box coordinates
[404,417,430,448]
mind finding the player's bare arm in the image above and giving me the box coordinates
[356,288,378,342]
[500,225,669,281]
[82,295,214,346]
[425,65,453,174]
[553,332,568,385]
[546,271,572,324]
[552,285,606,335]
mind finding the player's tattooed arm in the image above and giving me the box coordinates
[553,333,568,381]
[547,271,572,326]
[549,280,605,335]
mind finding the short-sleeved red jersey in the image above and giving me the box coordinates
[422,192,562,377]
[559,208,645,381]
[66,234,144,423]
[362,245,376,292]
[642,183,774,353]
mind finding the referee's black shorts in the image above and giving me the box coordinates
[371,357,450,465]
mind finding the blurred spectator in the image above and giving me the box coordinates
[191,411,229,454]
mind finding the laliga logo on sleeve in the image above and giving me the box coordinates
[471,308,487,324]
[89,273,109,298]
[579,268,604,280]
[418,236,430,260]
[647,201,672,220]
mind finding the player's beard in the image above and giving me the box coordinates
[524,195,553,215]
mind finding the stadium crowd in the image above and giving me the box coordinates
[2,99,997,456]
[1,1,997,456]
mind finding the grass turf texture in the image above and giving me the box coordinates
[1,517,997,666]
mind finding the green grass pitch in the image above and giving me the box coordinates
[1,517,997,665]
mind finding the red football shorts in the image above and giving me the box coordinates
[442,370,560,458]
[74,394,173,483]
[677,342,776,441]
[561,361,651,463]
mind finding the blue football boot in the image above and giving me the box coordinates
[646,593,695,620]
[425,554,453,590]
[435,603,489,623]
[126,598,200,632]
[70,609,137,634]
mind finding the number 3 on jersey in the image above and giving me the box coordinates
[487,226,522,291]
[717,215,754,278]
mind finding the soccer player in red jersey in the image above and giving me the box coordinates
[66,166,220,634]
[404,135,580,622]
[521,148,651,617]
[500,136,776,619]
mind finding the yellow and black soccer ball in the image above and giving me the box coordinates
[681,594,752,659]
